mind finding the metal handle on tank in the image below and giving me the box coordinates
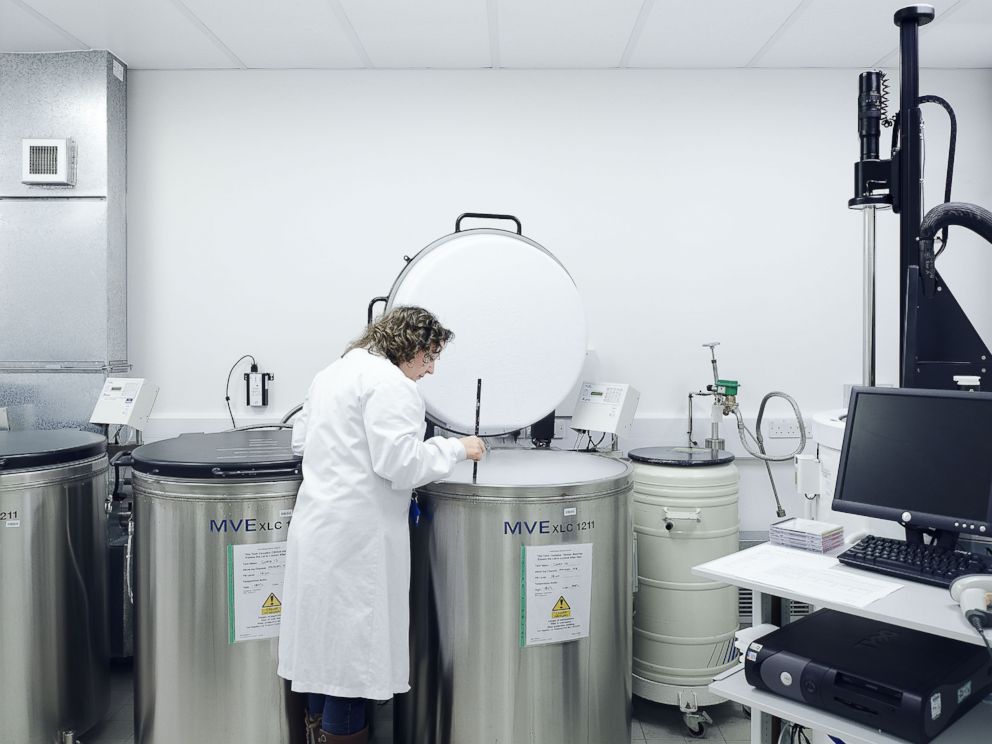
[367,296,388,324]
[126,519,134,605]
[455,212,523,235]
[664,507,702,522]
[632,532,639,594]
[209,466,301,478]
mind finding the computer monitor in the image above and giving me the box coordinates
[832,386,992,548]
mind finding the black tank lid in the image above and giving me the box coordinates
[628,446,735,466]
[0,429,107,472]
[131,430,301,479]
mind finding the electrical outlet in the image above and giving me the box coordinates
[765,418,812,439]
[553,419,568,439]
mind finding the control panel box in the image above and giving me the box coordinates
[90,378,159,430]
[569,382,639,436]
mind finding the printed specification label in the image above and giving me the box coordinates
[227,542,287,643]
[520,543,593,647]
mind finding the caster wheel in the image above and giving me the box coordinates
[685,721,706,738]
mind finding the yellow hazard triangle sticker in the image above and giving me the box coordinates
[261,592,282,616]
[551,595,571,619]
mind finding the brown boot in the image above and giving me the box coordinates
[316,727,369,744]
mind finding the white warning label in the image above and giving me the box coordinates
[520,543,592,647]
[227,542,287,643]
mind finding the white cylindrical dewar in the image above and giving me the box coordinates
[630,446,740,707]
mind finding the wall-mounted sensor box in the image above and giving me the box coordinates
[22,138,75,185]
[90,378,159,430]
[570,382,640,436]
[245,370,274,407]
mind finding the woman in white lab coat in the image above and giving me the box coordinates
[278,306,485,744]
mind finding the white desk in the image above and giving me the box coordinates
[693,542,992,744]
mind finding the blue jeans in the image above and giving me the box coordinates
[307,694,367,735]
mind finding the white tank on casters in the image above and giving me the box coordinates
[629,446,740,738]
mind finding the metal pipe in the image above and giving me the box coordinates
[280,403,304,424]
[863,206,877,387]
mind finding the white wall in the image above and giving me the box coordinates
[127,68,992,529]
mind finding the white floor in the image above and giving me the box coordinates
[82,663,750,744]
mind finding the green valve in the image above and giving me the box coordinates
[716,379,739,396]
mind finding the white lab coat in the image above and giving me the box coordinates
[277,348,466,700]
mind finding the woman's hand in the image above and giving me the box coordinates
[459,436,486,461]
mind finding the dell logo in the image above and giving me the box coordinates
[856,629,900,650]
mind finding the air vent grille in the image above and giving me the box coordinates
[28,145,59,175]
[21,138,75,185]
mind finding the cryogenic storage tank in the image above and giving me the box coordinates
[382,214,632,743]
[397,449,633,744]
[629,447,739,724]
[132,430,303,744]
[0,430,110,744]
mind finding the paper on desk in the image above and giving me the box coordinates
[702,544,902,608]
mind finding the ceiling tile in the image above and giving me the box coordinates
[903,1,992,68]
[628,0,803,68]
[0,0,82,51]
[757,0,958,69]
[21,0,239,68]
[498,0,643,69]
[339,0,490,69]
[181,0,363,69]
[5,0,990,72]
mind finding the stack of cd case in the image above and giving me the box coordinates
[769,517,844,552]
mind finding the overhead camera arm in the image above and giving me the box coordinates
[851,5,992,391]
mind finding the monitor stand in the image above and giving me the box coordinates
[905,525,959,550]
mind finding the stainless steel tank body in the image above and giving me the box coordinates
[0,430,110,744]
[396,449,634,744]
[132,431,303,744]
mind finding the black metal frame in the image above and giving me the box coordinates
[851,5,992,390]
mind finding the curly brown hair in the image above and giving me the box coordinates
[347,306,454,366]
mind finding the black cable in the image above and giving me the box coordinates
[919,95,957,257]
[970,616,992,663]
[225,354,256,429]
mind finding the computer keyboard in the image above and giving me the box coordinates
[837,534,992,588]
